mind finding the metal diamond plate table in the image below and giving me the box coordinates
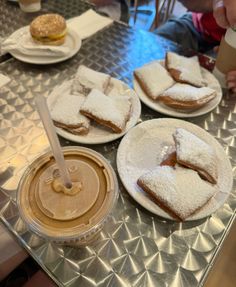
[0,0,92,37]
[0,1,236,286]
[0,0,93,63]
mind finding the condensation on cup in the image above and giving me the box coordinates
[19,0,41,12]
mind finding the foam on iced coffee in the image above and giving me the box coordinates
[37,160,100,221]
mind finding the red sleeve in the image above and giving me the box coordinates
[192,12,226,42]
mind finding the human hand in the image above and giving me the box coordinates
[213,45,219,53]
[226,71,236,92]
[213,0,236,29]
[214,46,236,91]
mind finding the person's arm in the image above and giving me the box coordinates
[213,0,236,28]
[178,0,213,12]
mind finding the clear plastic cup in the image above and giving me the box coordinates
[17,146,118,244]
[19,0,41,12]
[213,28,236,88]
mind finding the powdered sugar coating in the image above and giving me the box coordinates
[161,83,216,102]
[117,119,233,221]
[80,89,131,132]
[138,165,217,220]
[133,61,222,118]
[50,93,90,128]
[173,128,218,183]
[167,52,205,87]
[134,61,174,100]
[72,65,110,95]
[47,78,141,144]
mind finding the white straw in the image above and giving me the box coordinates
[35,94,72,188]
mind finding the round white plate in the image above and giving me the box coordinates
[133,61,222,118]
[117,118,233,221]
[47,78,141,144]
[8,27,81,64]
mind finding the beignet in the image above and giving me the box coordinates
[166,52,205,87]
[49,93,90,135]
[80,89,131,133]
[72,65,111,96]
[137,165,217,221]
[173,128,218,184]
[159,83,216,110]
[134,61,174,100]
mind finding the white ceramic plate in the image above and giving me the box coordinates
[47,78,141,144]
[133,61,222,118]
[117,118,233,221]
[8,27,81,64]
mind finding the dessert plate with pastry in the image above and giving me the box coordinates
[117,118,232,221]
[133,52,222,118]
[47,65,141,144]
[1,14,81,64]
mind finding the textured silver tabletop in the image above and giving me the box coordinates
[0,0,93,63]
[0,0,92,37]
[0,1,236,287]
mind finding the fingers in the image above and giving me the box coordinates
[213,46,219,53]
[224,0,236,29]
[213,0,224,10]
[226,71,236,92]
[213,0,236,29]
[213,5,230,28]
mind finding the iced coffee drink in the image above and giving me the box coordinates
[17,147,118,244]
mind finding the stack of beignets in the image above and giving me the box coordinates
[134,52,217,111]
[49,65,132,135]
[137,128,219,221]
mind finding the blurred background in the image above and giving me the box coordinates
[129,0,186,31]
